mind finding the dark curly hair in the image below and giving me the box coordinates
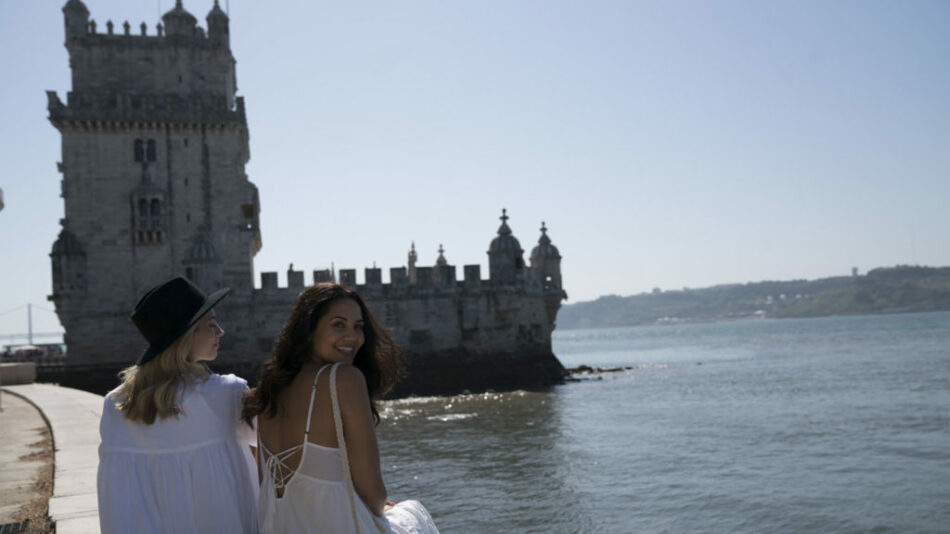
[242,283,403,425]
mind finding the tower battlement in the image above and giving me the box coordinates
[61,0,236,108]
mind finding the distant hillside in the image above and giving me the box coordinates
[557,265,950,329]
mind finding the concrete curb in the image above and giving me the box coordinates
[2,384,102,534]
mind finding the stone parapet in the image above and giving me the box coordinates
[0,362,36,385]
[47,91,247,128]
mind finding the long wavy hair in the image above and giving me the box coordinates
[243,283,403,425]
[114,321,209,425]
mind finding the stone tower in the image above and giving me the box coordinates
[47,0,261,363]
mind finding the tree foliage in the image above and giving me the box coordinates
[558,265,950,329]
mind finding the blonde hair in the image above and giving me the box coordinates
[114,320,210,425]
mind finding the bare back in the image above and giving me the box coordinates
[258,362,340,471]
[258,361,387,515]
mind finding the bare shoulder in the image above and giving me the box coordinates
[333,364,369,405]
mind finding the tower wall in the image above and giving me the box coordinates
[49,1,257,364]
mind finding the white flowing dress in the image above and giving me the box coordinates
[97,373,259,534]
[258,364,439,534]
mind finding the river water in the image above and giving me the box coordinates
[376,312,950,533]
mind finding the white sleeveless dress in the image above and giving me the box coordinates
[258,364,439,534]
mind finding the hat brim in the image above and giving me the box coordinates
[136,287,231,366]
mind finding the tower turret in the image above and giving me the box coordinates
[162,1,197,41]
[408,241,418,284]
[529,221,566,325]
[207,0,229,47]
[433,244,455,286]
[50,229,87,295]
[63,0,89,41]
[529,222,562,290]
[487,208,525,285]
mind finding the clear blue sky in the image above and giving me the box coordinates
[2,0,949,343]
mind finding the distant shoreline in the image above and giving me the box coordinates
[557,265,950,330]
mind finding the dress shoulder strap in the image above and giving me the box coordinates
[303,364,332,440]
[329,363,389,534]
[329,363,362,533]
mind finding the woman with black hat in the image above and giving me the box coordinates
[97,276,259,533]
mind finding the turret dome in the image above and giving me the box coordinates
[184,233,222,263]
[530,222,561,262]
[207,0,228,21]
[436,244,447,266]
[488,208,522,254]
[206,0,229,46]
[162,0,197,38]
[63,0,89,15]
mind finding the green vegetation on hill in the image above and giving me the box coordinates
[557,265,950,329]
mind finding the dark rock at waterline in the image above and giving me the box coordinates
[36,349,568,399]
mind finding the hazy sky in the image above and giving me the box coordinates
[1,0,949,343]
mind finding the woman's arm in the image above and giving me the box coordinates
[336,365,388,516]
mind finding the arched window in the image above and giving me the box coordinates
[146,140,157,162]
[134,139,144,162]
[150,199,161,217]
[138,199,148,217]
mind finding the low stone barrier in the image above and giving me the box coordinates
[0,362,36,385]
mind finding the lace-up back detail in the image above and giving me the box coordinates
[258,365,344,499]
[257,363,439,533]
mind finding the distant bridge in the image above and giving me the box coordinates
[2,332,65,342]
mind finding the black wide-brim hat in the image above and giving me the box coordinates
[130,276,231,366]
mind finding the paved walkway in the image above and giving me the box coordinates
[0,385,102,534]
[0,392,49,531]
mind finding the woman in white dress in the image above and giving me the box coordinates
[97,276,259,533]
[243,283,439,533]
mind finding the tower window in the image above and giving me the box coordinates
[132,192,166,246]
[146,140,157,162]
[134,139,144,162]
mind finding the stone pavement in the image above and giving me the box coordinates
[1,385,102,534]
[0,392,49,532]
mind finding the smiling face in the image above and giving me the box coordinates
[311,298,365,366]
[190,311,224,362]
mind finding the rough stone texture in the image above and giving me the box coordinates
[46,1,568,396]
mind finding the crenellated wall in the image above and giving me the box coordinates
[245,262,559,356]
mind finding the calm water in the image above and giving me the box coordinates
[376,312,950,533]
